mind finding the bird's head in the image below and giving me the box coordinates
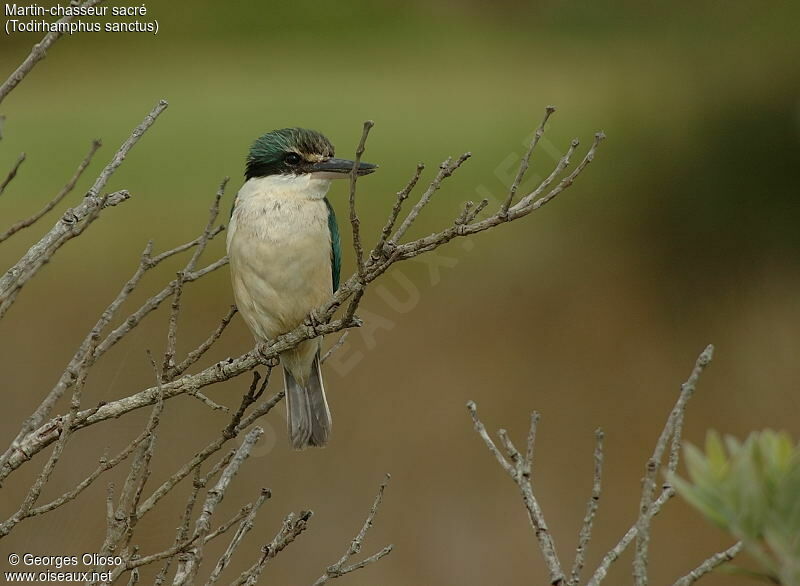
[245,128,377,181]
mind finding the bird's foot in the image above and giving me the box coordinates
[304,310,325,337]
[256,343,280,367]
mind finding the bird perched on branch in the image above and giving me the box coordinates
[227,128,377,449]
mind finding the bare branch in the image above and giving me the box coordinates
[569,429,604,586]
[0,152,25,197]
[172,426,264,585]
[116,504,250,577]
[96,361,166,559]
[24,418,152,519]
[524,410,540,478]
[153,467,205,586]
[313,474,394,585]
[371,162,424,262]
[0,98,169,318]
[0,109,614,586]
[162,272,187,377]
[169,305,237,379]
[467,401,564,585]
[513,138,577,210]
[0,318,104,537]
[231,511,313,586]
[0,224,225,478]
[500,105,556,216]
[466,401,516,478]
[671,542,743,586]
[94,254,228,361]
[137,371,278,518]
[2,114,605,496]
[0,140,101,243]
[633,345,714,586]
[348,120,374,278]
[185,389,229,413]
[586,487,673,586]
[389,153,471,246]
[320,331,349,364]
[148,228,224,266]
[585,346,714,586]
[0,0,106,105]
[159,177,229,380]
[206,487,271,585]
[381,134,604,267]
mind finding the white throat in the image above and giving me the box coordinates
[238,174,332,203]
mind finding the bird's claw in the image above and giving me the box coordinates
[304,311,324,336]
[256,343,279,367]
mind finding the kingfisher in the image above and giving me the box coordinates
[227,128,377,449]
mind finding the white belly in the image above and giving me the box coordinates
[227,175,333,345]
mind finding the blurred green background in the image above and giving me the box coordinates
[1,1,799,584]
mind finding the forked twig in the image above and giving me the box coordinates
[313,475,394,585]
[0,152,25,197]
[0,0,106,105]
[0,140,101,243]
[3,111,606,486]
[671,542,743,586]
[467,402,564,585]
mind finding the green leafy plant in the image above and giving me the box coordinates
[672,430,800,585]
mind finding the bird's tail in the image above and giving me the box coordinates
[284,352,331,449]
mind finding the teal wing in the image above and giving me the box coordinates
[324,197,341,292]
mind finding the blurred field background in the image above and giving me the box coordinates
[1,1,799,584]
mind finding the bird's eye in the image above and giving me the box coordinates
[285,153,302,165]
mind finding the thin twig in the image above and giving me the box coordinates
[0,99,169,319]
[25,421,151,518]
[162,178,227,379]
[2,115,606,485]
[339,121,375,325]
[500,105,556,216]
[117,504,250,577]
[321,331,349,364]
[94,255,228,361]
[671,542,743,586]
[586,488,673,586]
[162,271,187,377]
[172,426,264,585]
[137,370,276,518]
[169,306,237,378]
[349,121,374,278]
[0,152,25,197]
[206,487,272,585]
[0,222,225,478]
[389,153,471,246]
[0,0,106,105]
[467,401,564,585]
[96,357,166,560]
[569,429,604,586]
[0,140,101,243]
[154,466,205,585]
[0,314,109,538]
[633,345,714,586]
[231,511,313,586]
[370,163,424,262]
[313,474,394,585]
[185,389,229,413]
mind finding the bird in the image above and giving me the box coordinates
[226,128,377,449]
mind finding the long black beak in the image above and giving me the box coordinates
[310,157,378,176]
